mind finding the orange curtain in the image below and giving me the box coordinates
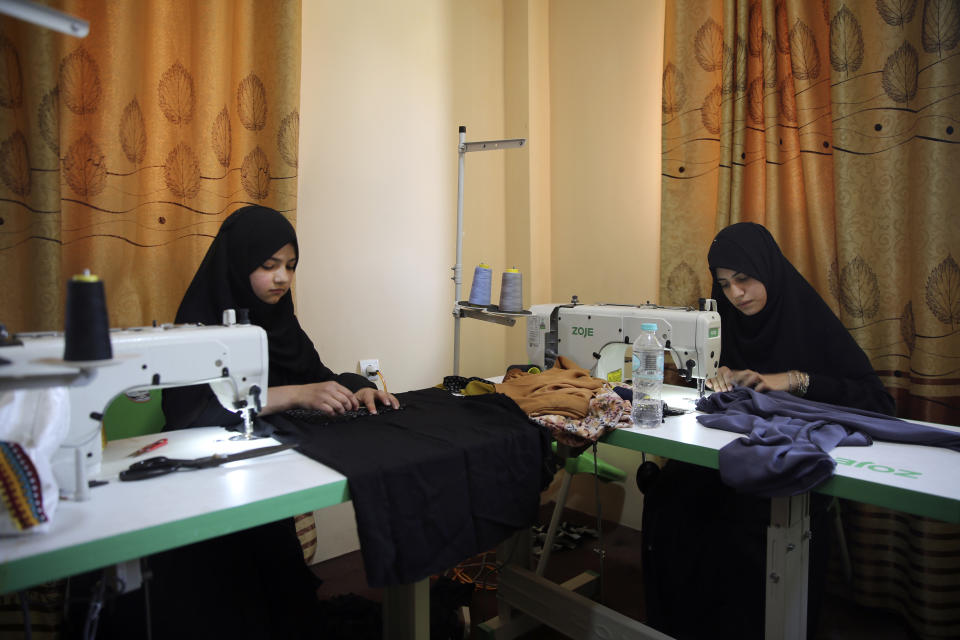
[660,0,959,426]
[0,0,301,334]
[660,1,960,637]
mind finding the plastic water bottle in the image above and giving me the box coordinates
[631,322,664,428]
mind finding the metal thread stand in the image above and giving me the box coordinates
[451,125,527,376]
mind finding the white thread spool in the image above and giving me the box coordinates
[499,268,523,312]
[468,263,493,306]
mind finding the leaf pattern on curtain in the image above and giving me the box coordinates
[238,73,268,132]
[921,0,960,56]
[661,1,960,636]
[830,6,865,75]
[881,41,920,103]
[60,47,101,115]
[833,255,881,320]
[0,0,301,333]
[0,131,30,197]
[662,62,686,113]
[38,88,59,155]
[0,34,23,109]
[665,261,703,308]
[119,98,147,165]
[211,106,232,169]
[241,145,271,200]
[876,0,919,27]
[278,110,299,169]
[925,254,960,328]
[158,62,195,125]
[163,143,202,200]
[788,18,821,80]
[695,18,725,71]
[62,133,107,198]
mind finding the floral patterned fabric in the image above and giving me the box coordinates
[531,383,633,446]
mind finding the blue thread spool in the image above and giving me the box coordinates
[499,268,523,312]
[63,270,112,362]
[468,262,493,306]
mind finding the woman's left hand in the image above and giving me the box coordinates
[752,372,791,393]
[355,387,400,414]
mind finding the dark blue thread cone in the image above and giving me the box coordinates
[64,272,112,362]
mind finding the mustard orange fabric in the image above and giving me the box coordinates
[495,356,604,419]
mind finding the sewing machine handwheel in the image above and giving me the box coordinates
[635,460,661,494]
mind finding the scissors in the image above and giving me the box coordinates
[119,443,298,481]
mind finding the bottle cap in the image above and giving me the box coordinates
[505,267,519,273]
[641,322,658,331]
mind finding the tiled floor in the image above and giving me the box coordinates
[311,503,918,639]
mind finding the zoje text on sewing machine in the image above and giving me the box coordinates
[526,297,721,394]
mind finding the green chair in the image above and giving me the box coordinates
[536,442,626,576]
[102,390,166,441]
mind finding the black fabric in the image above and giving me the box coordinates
[707,222,894,415]
[161,205,372,431]
[267,387,553,588]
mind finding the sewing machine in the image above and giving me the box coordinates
[526,297,722,394]
[0,320,269,500]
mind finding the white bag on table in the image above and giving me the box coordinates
[0,387,69,535]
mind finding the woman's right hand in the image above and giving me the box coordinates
[705,366,763,392]
[295,381,360,414]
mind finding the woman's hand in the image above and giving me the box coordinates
[262,381,359,415]
[753,372,791,393]
[355,387,400,414]
[260,382,399,416]
[706,366,738,392]
[706,366,792,393]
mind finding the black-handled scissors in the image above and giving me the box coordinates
[119,443,298,481]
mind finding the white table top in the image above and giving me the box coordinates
[604,385,960,523]
[0,427,349,594]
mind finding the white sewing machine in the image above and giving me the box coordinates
[0,320,269,500]
[526,297,722,394]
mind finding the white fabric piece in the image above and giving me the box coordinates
[0,387,70,535]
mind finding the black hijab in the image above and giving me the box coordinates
[174,205,323,387]
[707,222,893,414]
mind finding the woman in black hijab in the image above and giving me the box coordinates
[641,223,893,640]
[142,206,395,639]
[163,205,397,430]
[704,221,894,414]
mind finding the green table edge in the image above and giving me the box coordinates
[601,429,960,524]
[602,428,719,469]
[0,479,349,595]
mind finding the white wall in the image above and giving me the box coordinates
[540,0,665,531]
[298,0,665,559]
[297,0,512,561]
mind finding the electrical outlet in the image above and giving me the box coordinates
[359,359,380,382]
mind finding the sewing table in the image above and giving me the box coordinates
[486,384,960,640]
[0,427,429,639]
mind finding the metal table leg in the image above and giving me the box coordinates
[765,493,810,640]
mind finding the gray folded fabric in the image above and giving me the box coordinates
[695,388,960,496]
